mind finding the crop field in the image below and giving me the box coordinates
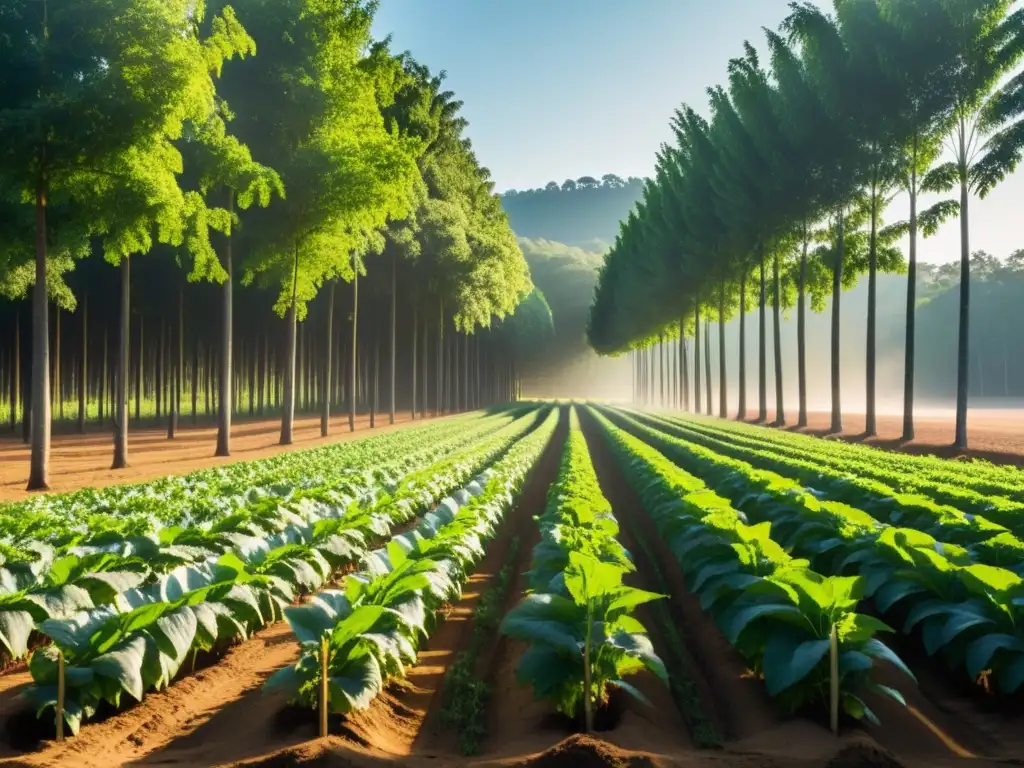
[0,402,1019,768]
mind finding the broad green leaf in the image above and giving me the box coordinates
[966,633,1024,679]
[724,603,805,645]
[93,636,148,702]
[763,633,830,696]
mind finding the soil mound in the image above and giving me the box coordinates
[825,739,904,768]
[522,735,653,768]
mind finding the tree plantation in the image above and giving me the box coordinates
[0,0,541,491]
[590,0,1024,450]
[5,3,1024,768]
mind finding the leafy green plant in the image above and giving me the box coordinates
[503,550,665,729]
[590,406,913,725]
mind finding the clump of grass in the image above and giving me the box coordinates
[439,536,520,755]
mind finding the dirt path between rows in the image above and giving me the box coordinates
[0,411,435,500]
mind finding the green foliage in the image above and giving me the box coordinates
[590,406,911,723]
[501,409,666,724]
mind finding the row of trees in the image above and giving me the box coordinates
[0,0,541,490]
[588,0,1024,449]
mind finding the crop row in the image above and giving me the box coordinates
[658,409,1024,515]
[0,408,527,544]
[0,411,533,664]
[631,410,1024,567]
[22,407,549,734]
[588,407,912,725]
[500,407,666,732]
[608,408,1024,697]
[264,407,562,719]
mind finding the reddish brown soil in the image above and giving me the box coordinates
[761,409,1024,467]
[0,412,431,500]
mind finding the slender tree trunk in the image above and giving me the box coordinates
[719,283,727,418]
[191,336,199,423]
[865,173,879,437]
[216,193,234,455]
[112,258,130,470]
[53,306,61,420]
[738,269,746,420]
[350,257,358,433]
[281,242,300,445]
[28,174,50,490]
[421,320,428,419]
[321,280,335,437]
[704,319,712,416]
[954,158,970,449]
[156,321,164,420]
[99,330,106,425]
[169,288,182,438]
[758,252,767,422]
[902,155,918,441]
[389,256,396,424]
[78,295,87,433]
[772,251,784,426]
[373,332,380,427]
[659,333,665,407]
[135,314,142,422]
[9,313,18,432]
[798,228,808,428]
[694,306,702,414]
[437,300,444,415]
[411,298,418,420]
[830,209,845,434]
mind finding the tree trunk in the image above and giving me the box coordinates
[281,242,300,445]
[321,280,335,437]
[704,319,712,416]
[772,250,784,426]
[758,252,767,423]
[659,333,665,407]
[216,192,234,455]
[830,209,844,434]
[169,288,182,438]
[738,269,746,420]
[798,228,808,428]
[719,283,727,418]
[349,257,358,433]
[902,158,918,441]
[694,306,702,414]
[112,258,130,470]
[9,312,18,432]
[390,256,396,424]
[28,175,50,490]
[954,168,970,449]
[411,298,417,420]
[191,335,199,423]
[421,320,428,419]
[156,320,164,420]
[373,331,380,427]
[53,306,61,420]
[865,174,879,438]
[78,295,87,433]
[99,330,106,425]
[135,314,142,422]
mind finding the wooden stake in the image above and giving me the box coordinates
[56,650,65,742]
[319,636,329,738]
[829,623,839,736]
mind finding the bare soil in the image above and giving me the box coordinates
[764,409,1024,467]
[0,412,429,500]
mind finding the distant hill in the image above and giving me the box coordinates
[500,175,645,247]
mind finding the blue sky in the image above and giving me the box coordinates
[371,0,1023,264]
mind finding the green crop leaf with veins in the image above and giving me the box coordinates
[502,550,665,724]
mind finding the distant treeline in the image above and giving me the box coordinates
[500,176,644,247]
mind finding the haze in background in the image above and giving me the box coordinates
[374,0,1024,407]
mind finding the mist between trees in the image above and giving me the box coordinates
[0,0,551,491]
[588,0,1024,450]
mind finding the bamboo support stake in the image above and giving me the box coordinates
[319,636,329,738]
[829,623,839,736]
[56,650,65,742]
